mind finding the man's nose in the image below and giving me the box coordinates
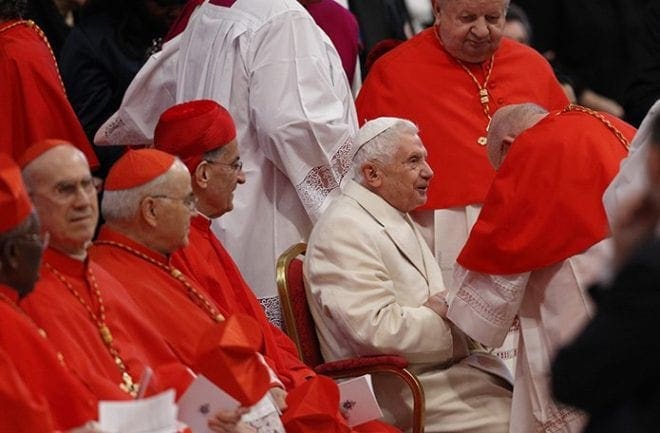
[421,160,434,179]
[471,19,489,38]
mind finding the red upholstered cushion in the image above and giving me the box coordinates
[287,258,325,367]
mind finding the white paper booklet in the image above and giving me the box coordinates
[99,389,178,433]
[177,375,240,433]
[177,375,284,433]
[241,393,285,433]
[337,374,384,427]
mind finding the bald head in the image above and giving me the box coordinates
[22,144,88,188]
[22,144,98,259]
[486,103,548,169]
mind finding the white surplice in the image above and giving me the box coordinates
[448,239,613,433]
[96,0,357,325]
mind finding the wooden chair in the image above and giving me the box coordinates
[276,243,426,433]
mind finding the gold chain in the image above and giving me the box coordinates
[94,240,225,323]
[434,26,494,146]
[561,104,630,151]
[44,262,139,397]
[0,19,66,94]
[0,291,66,365]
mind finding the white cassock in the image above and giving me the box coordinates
[448,239,612,433]
[305,180,512,433]
[96,0,358,326]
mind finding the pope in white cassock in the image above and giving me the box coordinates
[95,0,358,326]
[305,117,513,433]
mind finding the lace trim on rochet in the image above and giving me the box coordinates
[455,276,521,328]
[259,295,283,330]
[296,135,353,219]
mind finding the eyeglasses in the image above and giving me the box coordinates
[204,159,243,172]
[149,193,198,211]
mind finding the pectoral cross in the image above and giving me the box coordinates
[119,371,139,398]
[477,116,492,146]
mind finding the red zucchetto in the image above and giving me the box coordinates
[154,100,236,173]
[0,154,33,232]
[105,149,176,191]
[17,139,75,169]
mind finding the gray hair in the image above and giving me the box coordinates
[101,158,188,224]
[487,103,548,168]
[202,146,227,164]
[352,119,419,183]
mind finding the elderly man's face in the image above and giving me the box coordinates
[377,133,434,213]
[149,167,196,253]
[200,140,246,218]
[436,0,507,63]
[28,146,98,257]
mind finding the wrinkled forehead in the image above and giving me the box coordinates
[29,146,92,186]
[396,133,427,158]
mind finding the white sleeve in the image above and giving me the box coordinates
[247,12,358,222]
[447,265,530,348]
[94,36,182,146]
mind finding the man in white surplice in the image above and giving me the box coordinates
[446,103,635,433]
[305,117,513,433]
[95,0,358,326]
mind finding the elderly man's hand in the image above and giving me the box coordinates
[269,386,288,412]
[424,292,449,318]
[208,407,251,433]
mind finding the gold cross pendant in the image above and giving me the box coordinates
[120,372,139,398]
